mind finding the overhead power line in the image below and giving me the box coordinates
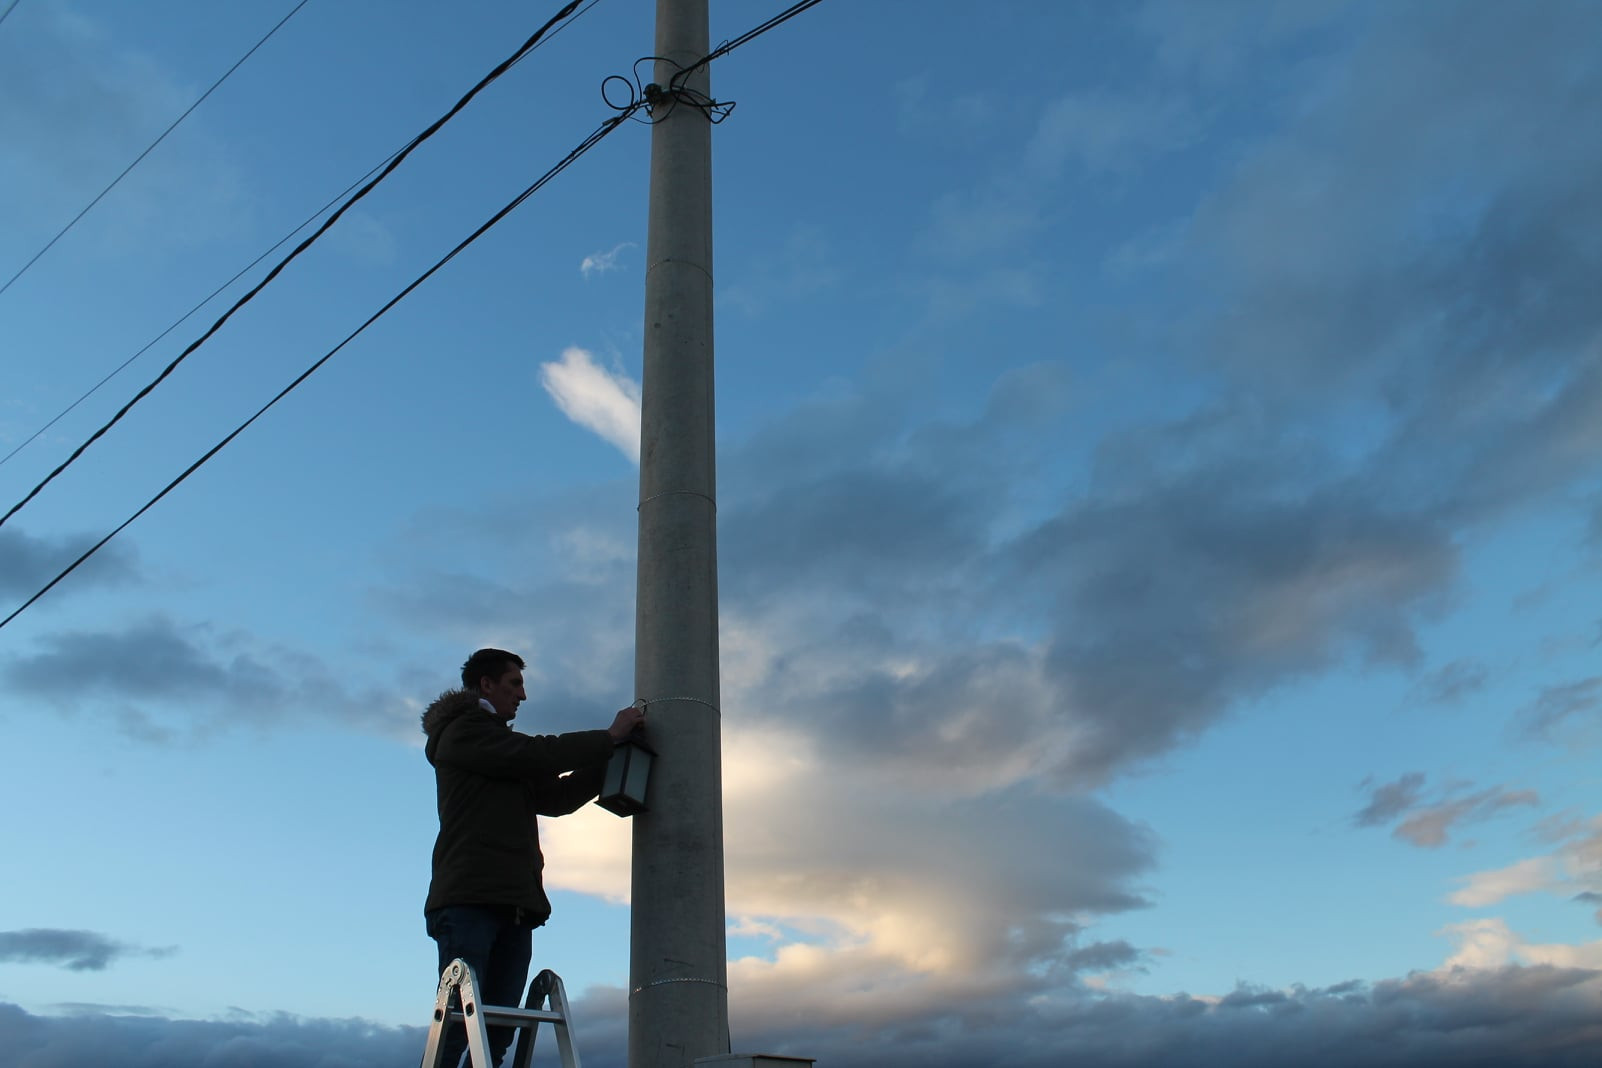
[0,0,831,632]
[0,105,642,633]
[0,0,591,532]
[0,0,312,300]
[0,151,399,473]
[0,0,603,474]
[0,0,22,31]
[675,0,824,86]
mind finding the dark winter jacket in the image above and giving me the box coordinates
[421,689,614,922]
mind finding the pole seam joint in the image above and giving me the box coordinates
[630,976,728,997]
[636,696,721,715]
[638,489,716,511]
[644,257,714,288]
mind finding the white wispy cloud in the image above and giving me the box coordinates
[1449,858,1561,908]
[538,346,641,462]
[1438,916,1602,972]
[579,242,636,279]
[324,208,398,266]
[1448,815,1602,907]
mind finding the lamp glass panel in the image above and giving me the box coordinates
[623,747,653,802]
[601,748,627,798]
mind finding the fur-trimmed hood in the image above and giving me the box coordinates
[421,689,486,758]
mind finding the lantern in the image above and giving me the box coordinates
[597,733,655,816]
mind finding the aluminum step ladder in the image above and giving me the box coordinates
[422,959,582,1068]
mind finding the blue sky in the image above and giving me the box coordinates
[2,1,1600,1065]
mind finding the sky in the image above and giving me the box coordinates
[1,0,1600,1065]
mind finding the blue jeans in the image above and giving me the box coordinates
[426,905,535,1068]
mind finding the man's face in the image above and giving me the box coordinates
[479,666,526,722]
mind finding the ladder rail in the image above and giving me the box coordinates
[422,959,497,1068]
[511,969,581,1068]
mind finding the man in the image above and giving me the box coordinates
[422,647,644,1068]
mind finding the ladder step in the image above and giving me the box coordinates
[449,1007,566,1026]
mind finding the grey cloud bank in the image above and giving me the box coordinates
[5,962,1600,1067]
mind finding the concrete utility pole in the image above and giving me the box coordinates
[630,0,728,1066]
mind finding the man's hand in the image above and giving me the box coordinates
[608,704,646,743]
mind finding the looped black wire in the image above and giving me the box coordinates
[600,73,645,116]
[606,55,736,125]
[669,81,736,124]
[658,52,737,124]
[667,42,724,96]
[601,58,663,125]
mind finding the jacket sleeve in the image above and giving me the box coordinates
[531,763,608,816]
[433,715,614,781]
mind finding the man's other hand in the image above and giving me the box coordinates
[608,705,645,743]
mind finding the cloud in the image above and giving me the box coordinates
[1411,658,1490,705]
[920,85,1201,264]
[1174,1,1602,536]
[1520,676,1602,742]
[1450,860,1562,909]
[1449,815,1602,908]
[380,438,1169,1009]
[710,954,1602,1068]
[0,1003,422,1068]
[1438,917,1602,974]
[0,4,249,259]
[692,360,1464,790]
[1393,791,1543,850]
[538,347,641,463]
[1017,458,1456,785]
[1354,773,1427,827]
[339,8,1602,1057]
[543,712,1158,992]
[385,345,1573,1059]
[1395,791,1541,849]
[580,778,1151,956]
[721,224,840,316]
[1137,0,1349,83]
[322,208,398,266]
[579,242,635,278]
[1026,92,1201,177]
[894,75,1000,142]
[373,291,1584,1068]
[0,929,174,971]
[2,615,415,741]
[402,345,1468,796]
[0,527,140,600]
[14,956,1602,1068]
[1353,774,1539,848]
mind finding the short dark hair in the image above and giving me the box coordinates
[461,648,525,691]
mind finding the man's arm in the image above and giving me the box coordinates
[531,764,607,816]
[529,707,646,814]
[433,714,613,779]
